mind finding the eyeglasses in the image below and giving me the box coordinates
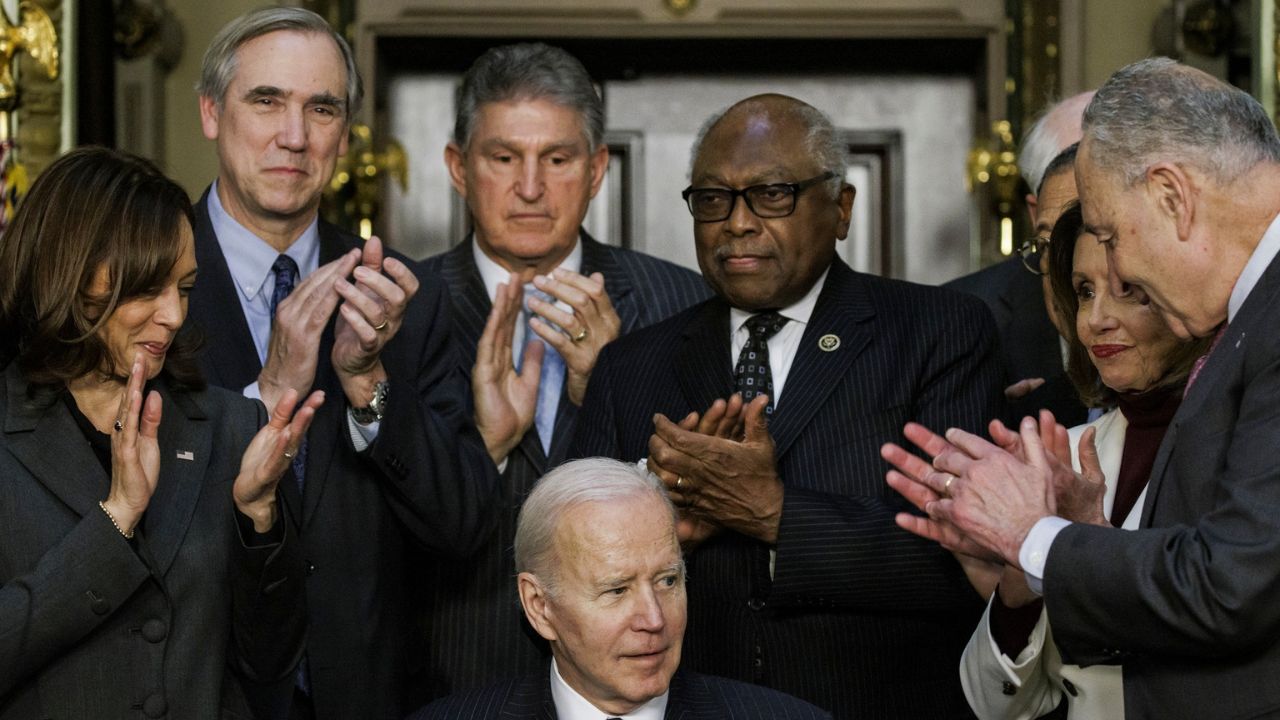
[681,171,838,223]
[1018,236,1050,276]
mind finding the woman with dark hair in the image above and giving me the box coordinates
[958,202,1210,719]
[0,147,320,718]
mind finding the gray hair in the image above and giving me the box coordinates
[454,43,604,152]
[1019,91,1093,192]
[689,96,847,198]
[1083,57,1280,186]
[196,6,363,121]
[515,458,679,593]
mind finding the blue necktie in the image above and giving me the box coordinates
[734,312,788,416]
[270,255,308,492]
[517,287,565,455]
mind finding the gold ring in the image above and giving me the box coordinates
[943,475,955,495]
[675,476,684,490]
[572,328,588,343]
[283,451,295,459]
[373,318,389,331]
[113,420,124,432]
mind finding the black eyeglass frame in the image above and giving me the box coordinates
[681,171,839,223]
[1017,235,1050,276]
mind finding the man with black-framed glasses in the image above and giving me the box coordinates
[571,93,1003,719]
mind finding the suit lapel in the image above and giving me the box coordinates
[3,366,108,518]
[191,187,262,389]
[769,261,875,460]
[142,384,213,575]
[675,300,735,415]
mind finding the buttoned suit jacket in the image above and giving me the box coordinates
[187,189,499,719]
[1043,252,1280,720]
[417,232,711,695]
[570,259,1004,719]
[407,667,833,720]
[0,364,305,720]
[946,257,1089,427]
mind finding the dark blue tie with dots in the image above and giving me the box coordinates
[269,255,308,492]
[734,311,788,415]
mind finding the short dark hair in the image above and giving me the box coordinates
[1036,142,1079,197]
[1046,202,1207,407]
[0,146,204,393]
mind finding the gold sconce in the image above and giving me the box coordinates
[326,124,408,240]
[0,1,58,228]
[966,120,1021,257]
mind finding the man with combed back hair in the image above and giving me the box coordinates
[571,93,1003,718]
[885,57,1280,719]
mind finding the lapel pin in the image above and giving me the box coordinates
[176,450,194,461]
[818,334,840,352]
[1236,332,1245,348]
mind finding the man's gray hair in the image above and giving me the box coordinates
[196,6,363,121]
[689,97,847,198]
[515,458,678,591]
[1084,57,1280,186]
[454,43,604,152]
[1019,91,1093,192]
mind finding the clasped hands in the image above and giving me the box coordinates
[645,393,784,549]
[258,235,417,413]
[880,410,1109,575]
[471,268,621,464]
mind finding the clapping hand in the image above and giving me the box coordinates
[103,352,164,537]
[233,389,326,532]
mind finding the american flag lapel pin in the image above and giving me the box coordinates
[176,450,194,461]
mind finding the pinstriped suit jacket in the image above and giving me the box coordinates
[416,233,711,696]
[407,667,832,719]
[571,259,1003,719]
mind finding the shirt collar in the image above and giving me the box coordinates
[549,658,668,720]
[729,265,830,333]
[1228,211,1280,322]
[207,180,321,302]
[472,235,583,302]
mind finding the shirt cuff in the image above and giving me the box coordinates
[347,411,380,451]
[1018,516,1071,596]
[243,381,263,401]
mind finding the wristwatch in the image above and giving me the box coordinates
[351,380,390,424]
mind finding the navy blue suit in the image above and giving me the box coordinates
[407,667,832,719]
[571,259,1003,718]
[417,233,711,695]
[187,189,499,719]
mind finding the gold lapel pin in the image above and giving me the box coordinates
[818,334,840,352]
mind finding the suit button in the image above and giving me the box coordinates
[141,619,167,643]
[1002,681,1017,696]
[86,590,111,616]
[1063,678,1078,696]
[747,598,765,611]
[142,694,167,717]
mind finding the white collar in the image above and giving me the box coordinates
[549,658,668,720]
[729,265,830,332]
[472,235,584,302]
[1228,211,1280,323]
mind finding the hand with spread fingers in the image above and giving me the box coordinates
[102,353,165,538]
[526,268,621,406]
[648,394,784,544]
[332,235,420,407]
[472,272,544,465]
[233,388,326,531]
[987,410,1108,526]
[258,247,361,412]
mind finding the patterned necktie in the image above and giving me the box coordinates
[269,254,308,491]
[517,287,565,455]
[734,311,788,415]
[1184,323,1227,397]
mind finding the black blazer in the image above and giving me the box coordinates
[187,189,500,719]
[571,259,1003,719]
[0,365,304,719]
[946,257,1089,427]
[1044,251,1280,720]
[407,667,833,719]
[417,233,711,695]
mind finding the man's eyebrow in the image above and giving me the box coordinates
[242,85,285,100]
[309,92,346,109]
[593,574,634,590]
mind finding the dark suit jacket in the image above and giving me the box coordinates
[408,666,832,719]
[946,257,1088,427]
[571,259,1003,719]
[0,365,304,719]
[188,189,499,719]
[1044,252,1280,720]
[417,233,711,695]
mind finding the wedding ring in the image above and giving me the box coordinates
[572,327,588,343]
[373,318,389,331]
[675,476,685,490]
[283,450,295,459]
[942,474,955,495]
[113,420,124,432]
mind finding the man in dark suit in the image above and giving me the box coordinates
[886,58,1280,719]
[185,8,497,719]
[408,458,831,720]
[570,94,1003,718]
[418,43,710,696]
[946,92,1094,428]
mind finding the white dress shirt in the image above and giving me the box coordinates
[206,183,378,449]
[472,236,583,365]
[727,267,830,409]
[549,658,667,720]
[1018,210,1280,594]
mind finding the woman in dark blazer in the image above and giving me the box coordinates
[0,147,321,719]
